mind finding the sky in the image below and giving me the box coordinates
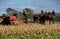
[0,0,60,16]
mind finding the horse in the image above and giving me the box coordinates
[33,13,45,24]
[1,16,11,25]
[39,14,46,24]
[33,14,39,23]
[45,11,55,24]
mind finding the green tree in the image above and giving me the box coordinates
[23,8,34,20]
[23,8,34,21]
[6,8,18,16]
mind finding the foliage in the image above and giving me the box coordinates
[6,8,18,16]
[0,32,60,39]
[23,8,34,20]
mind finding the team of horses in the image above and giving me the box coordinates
[33,11,55,25]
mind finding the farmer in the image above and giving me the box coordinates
[23,10,28,23]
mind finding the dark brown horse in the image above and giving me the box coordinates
[1,16,11,25]
[33,13,45,24]
[45,11,55,24]
[33,14,39,23]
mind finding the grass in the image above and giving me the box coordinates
[0,22,60,39]
[0,31,60,39]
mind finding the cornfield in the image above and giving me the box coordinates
[0,22,60,39]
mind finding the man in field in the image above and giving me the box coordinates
[23,10,28,23]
